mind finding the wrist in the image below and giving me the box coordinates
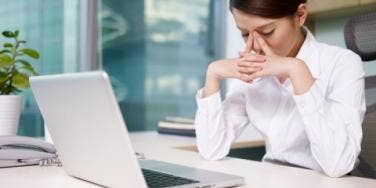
[287,58,304,78]
[286,59,315,95]
[204,68,221,97]
[207,63,222,81]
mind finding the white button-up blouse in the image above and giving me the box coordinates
[194,29,366,178]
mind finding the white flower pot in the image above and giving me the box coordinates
[0,95,21,135]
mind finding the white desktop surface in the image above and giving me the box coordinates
[0,126,375,188]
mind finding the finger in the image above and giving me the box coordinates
[249,70,266,80]
[237,61,262,68]
[236,60,253,67]
[248,62,266,68]
[239,51,256,57]
[237,66,262,74]
[254,32,274,55]
[242,54,266,62]
[240,74,253,83]
[237,59,266,68]
[233,71,243,79]
[238,51,245,58]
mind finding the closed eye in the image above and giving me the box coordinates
[260,29,275,37]
[241,33,249,37]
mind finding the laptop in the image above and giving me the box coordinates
[30,71,245,188]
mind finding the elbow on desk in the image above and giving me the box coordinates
[198,149,227,161]
[196,141,229,161]
[321,166,352,178]
[195,130,233,161]
[319,155,358,178]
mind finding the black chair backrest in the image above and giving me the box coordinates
[344,12,376,61]
[345,12,376,179]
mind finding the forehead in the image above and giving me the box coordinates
[232,9,277,30]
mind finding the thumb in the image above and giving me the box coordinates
[254,32,274,56]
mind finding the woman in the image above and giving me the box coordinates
[195,0,365,178]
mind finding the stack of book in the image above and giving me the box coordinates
[157,117,196,137]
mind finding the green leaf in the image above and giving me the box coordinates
[16,59,38,75]
[9,86,21,95]
[0,86,8,95]
[4,43,13,48]
[0,54,13,68]
[20,48,40,59]
[0,49,11,54]
[12,72,29,89]
[0,72,7,83]
[2,31,15,38]
[14,30,19,38]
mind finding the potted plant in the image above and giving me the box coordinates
[0,30,39,135]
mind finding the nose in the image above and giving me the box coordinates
[244,34,253,53]
[252,32,261,54]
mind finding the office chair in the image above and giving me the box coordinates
[344,12,376,179]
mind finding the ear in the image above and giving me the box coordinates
[295,4,308,27]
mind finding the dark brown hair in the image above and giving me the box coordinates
[230,0,307,19]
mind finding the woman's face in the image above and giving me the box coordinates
[232,9,303,57]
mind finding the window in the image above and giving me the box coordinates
[100,0,223,131]
[0,0,65,136]
[0,0,224,135]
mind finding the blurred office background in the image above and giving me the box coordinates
[0,0,375,137]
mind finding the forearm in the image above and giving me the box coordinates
[203,65,221,97]
[293,91,363,177]
[290,57,365,177]
[306,114,360,177]
[195,112,234,160]
[287,59,315,95]
[195,87,250,160]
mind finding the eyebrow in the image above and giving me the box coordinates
[237,21,277,32]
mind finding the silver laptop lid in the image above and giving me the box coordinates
[30,71,147,188]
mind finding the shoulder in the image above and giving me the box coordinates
[309,41,365,95]
[314,41,362,66]
[311,41,364,76]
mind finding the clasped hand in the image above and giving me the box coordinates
[208,32,300,83]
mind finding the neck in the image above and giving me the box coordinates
[287,28,306,58]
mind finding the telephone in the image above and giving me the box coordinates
[0,136,60,168]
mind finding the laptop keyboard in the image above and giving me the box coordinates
[142,168,199,188]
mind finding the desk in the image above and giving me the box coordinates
[0,127,375,188]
